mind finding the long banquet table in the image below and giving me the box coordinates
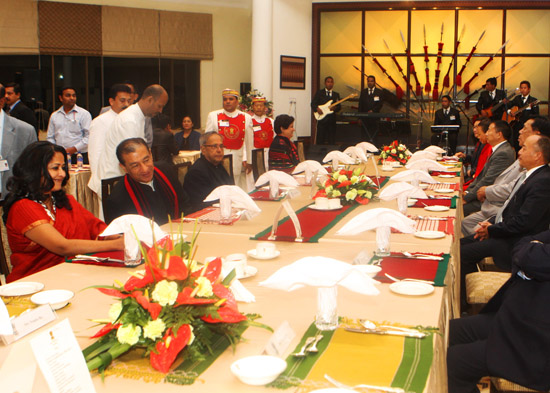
[0,159,463,393]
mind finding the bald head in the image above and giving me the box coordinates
[138,84,169,117]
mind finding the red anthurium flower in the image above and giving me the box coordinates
[175,287,217,306]
[339,169,347,175]
[212,284,238,310]
[191,257,222,283]
[124,268,155,292]
[150,324,192,373]
[201,305,247,324]
[337,180,352,188]
[97,287,129,299]
[131,291,163,320]
[163,255,189,281]
[314,189,327,199]
[356,196,370,205]
[90,322,121,339]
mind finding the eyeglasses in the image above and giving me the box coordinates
[203,144,225,150]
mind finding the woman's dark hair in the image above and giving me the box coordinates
[273,114,295,135]
[3,141,71,223]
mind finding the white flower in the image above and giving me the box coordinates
[337,175,348,183]
[108,302,123,323]
[117,324,142,345]
[152,280,179,306]
[391,148,397,154]
[195,277,213,298]
[365,191,373,199]
[325,185,333,193]
[143,318,166,341]
[345,189,358,201]
[351,175,359,184]
[331,190,341,197]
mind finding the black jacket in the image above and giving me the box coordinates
[8,101,38,136]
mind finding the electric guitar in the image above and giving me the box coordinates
[314,93,358,121]
[503,99,540,124]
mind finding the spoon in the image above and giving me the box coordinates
[306,334,324,353]
[385,273,434,285]
[293,336,316,357]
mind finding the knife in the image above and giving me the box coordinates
[344,327,426,338]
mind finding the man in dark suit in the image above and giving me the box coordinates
[459,134,550,309]
[4,82,38,136]
[358,75,383,142]
[0,84,38,198]
[449,229,550,393]
[506,80,539,151]
[311,76,340,145]
[463,120,516,216]
[432,95,462,154]
[476,77,507,121]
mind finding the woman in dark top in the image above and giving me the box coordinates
[268,114,300,173]
[175,116,201,151]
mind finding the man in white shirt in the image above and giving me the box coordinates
[87,84,132,199]
[205,88,253,190]
[46,86,92,164]
[96,84,168,187]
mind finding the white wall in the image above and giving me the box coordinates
[272,0,313,138]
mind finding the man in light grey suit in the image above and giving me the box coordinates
[462,120,516,216]
[0,84,37,198]
[462,116,550,235]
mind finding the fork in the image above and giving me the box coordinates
[305,334,323,353]
[324,374,405,393]
[293,336,316,357]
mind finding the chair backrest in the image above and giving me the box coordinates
[251,149,266,181]
[297,141,306,162]
[222,154,234,179]
[0,200,11,280]
[101,175,125,218]
[175,161,192,186]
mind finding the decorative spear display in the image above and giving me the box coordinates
[423,25,431,93]
[463,40,509,94]
[362,47,404,100]
[431,23,444,101]
[400,30,423,97]
[455,30,485,87]
[462,61,520,109]
[442,25,465,90]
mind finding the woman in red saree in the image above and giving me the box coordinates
[3,141,124,282]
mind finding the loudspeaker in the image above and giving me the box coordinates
[240,82,251,96]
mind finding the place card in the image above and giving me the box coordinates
[30,318,95,393]
[1,305,57,345]
[262,320,296,357]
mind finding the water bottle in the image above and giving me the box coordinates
[76,152,83,169]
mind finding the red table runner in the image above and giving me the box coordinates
[391,216,455,235]
[370,253,450,286]
[411,196,457,208]
[429,171,460,176]
[249,189,285,201]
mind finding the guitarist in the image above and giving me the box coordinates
[507,80,539,151]
[311,76,340,145]
[476,77,507,121]
[358,75,383,142]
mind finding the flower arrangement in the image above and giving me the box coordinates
[83,231,268,375]
[378,140,410,165]
[314,167,378,205]
[239,89,274,117]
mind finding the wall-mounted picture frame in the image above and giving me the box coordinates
[280,55,306,89]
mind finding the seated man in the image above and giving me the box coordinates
[104,138,189,224]
[460,135,550,309]
[462,116,550,236]
[448,229,550,393]
[183,131,234,213]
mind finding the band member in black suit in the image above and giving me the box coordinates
[358,75,383,142]
[476,77,507,121]
[506,80,539,151]
[4,82,38,136]
[311,76,340,145]
[432,95,462,154]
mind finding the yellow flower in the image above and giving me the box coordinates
[143,318,166,340]
[108,302,123,323]
[345,189,358,201]
[325,185,333,193]
[331,190,341,197]
[332,172,339,180]
[117,324,142,345]
[195,277,213,298]
[152,280,179,306]
[351,175,359,184]
[391,148,397,154]
[365,191,373,199]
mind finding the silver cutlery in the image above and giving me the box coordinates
[385,273,435,286]
[306,334,323,353]
[343,326,426,339]
[359,320,423,336]
[325,373,406,393]
[401,252,443,260]
[293,336,316,357]
[74,255,126,264]
[414,215,448,221]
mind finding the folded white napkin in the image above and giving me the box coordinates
[255,170,299,199]
[100,214,168,262]
[336,207,416,235]
[408,150,438,163]
[259,257,379,296]
[344,146,368,162]
[391,169,438,184]
[204,185,261,219]
[356,141,379,153]
[322,150,356,167]
[406,158,448,171]
[424,145,446,154]
[292,160,329,184]
[379,182,427,200]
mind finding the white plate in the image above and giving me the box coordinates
[438,174,455,178]
[415,230,446,239]
[0,282,44,297]
[31,289,74,310]
[307,205,342,211]
[407,198,417,207]
[247,249,281,260]
[238,266,258,280]
[437,188,455,193]
[390,281,434,296]
[231,355,287,385]
[424,205,450,212]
